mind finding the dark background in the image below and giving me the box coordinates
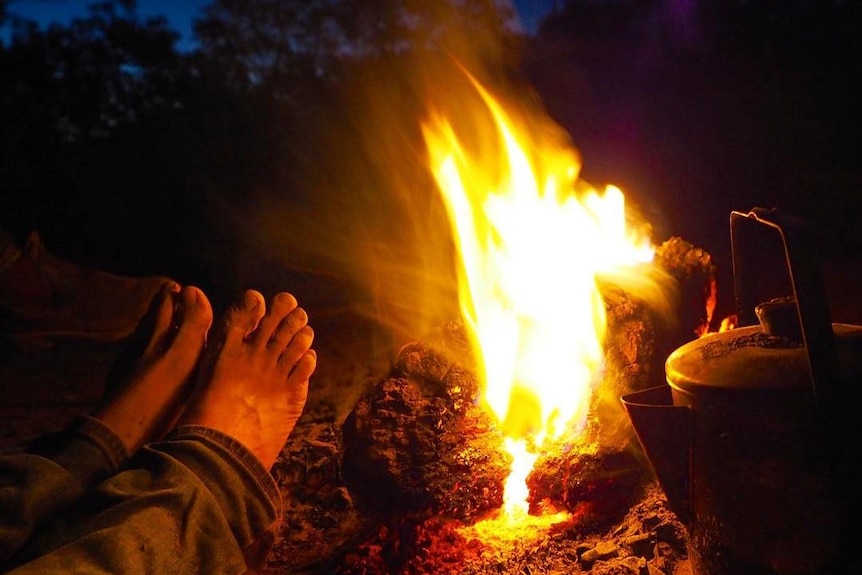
[1,0,860,325]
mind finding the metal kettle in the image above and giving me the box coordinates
[621,208,859,575]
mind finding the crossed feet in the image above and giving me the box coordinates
[92,283,316,470]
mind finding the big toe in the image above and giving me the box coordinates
[145,284,211,357]
[221,289,266,341]
[175,286,214,340]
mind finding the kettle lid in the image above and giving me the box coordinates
[666,322,862,392]
[669,207,854,397]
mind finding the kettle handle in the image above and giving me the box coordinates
[730,207,838,401]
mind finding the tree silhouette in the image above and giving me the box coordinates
[191,0,518,98]
[3,0,856,305]
[0,1,197,275]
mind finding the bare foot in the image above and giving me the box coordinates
[178,290,316,470]
[93,283,213,454]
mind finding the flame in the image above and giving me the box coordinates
[421,71,655,521]
[501,438,537,517]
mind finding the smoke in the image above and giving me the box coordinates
[243,1,532,344]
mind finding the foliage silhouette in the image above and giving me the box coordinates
[0,0,859,308]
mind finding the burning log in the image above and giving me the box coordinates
[528,236,717,520]
[342,321,510,521]
[595,236,717,436]
[600,235,717,401]
[342,236,717,527]
[520,280,659,525]
[653,235,718,342]
[341,321,653,524]
[526,424,649,527]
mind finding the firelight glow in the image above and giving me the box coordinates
[422,72,656,520]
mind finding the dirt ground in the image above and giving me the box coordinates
[1,244,860,574]
[0,253,692,574]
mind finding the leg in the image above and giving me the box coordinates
[4,290,316,574]
[0,282,212,566]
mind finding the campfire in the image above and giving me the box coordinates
[261,63,718,574]
[419,67,665,524]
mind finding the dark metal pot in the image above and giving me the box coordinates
[622,208,860,575]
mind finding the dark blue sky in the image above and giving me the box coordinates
[4,0,556,50]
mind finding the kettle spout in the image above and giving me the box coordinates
[621,386,694,527]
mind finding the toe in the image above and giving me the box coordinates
[271,292,298,315]
[174,286,213,340]
[268,305,308,352]
[253,292,299,346]
[292,348,317,381]
[221,289,265,343]
[142,281,180,355]
[278,325,314,372]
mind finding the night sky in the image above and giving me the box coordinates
[3,0,557,50]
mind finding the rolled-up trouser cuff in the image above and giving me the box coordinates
[164,425,281,513]
[157,424,283,568]
[29,415,130,488]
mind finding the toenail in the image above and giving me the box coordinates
[298,326,314,342]
[273,292,298,309]
[289,307,309,327]
[238,289,264,310]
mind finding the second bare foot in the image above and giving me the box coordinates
[93,283,213,454]
[178,290,316,470]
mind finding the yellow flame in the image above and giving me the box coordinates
[501,438,537,517]
[422,72,655,520]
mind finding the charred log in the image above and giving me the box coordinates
[599,235,717,399]
[595,282,661,447]
[341,323,510,521]
[341,313,654,526]
[342,237,716,531]
[595,236,717,446]
[654,235,718,343]
[527,418,650,529]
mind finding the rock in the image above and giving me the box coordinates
[580,540,619,563]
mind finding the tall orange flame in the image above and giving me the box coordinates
[422,71,655,520]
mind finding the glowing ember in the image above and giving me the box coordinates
[421,71,655,522]
[460,507,572,545]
